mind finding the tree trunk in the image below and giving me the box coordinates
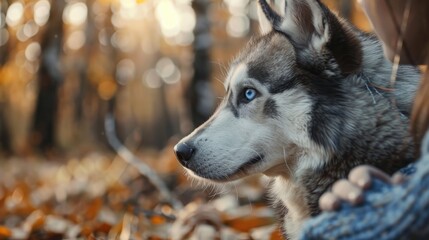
[188,0,215,127]
[0,0,11,153]
[31,0,65,151]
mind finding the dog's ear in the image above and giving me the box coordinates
[259,0,329,50]
[258,0,285,35]
[257,0,273,35]
[259,0,362,75]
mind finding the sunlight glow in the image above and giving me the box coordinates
[173,32,194,46]
[118,0,142,20]
[156,0,180,38]
[154,0,196,45]
[23,21,40,38]
[33,0,51,26]
[63,2,88,26]
[25,42,42,62]
[143,69,162,89]
[176,0,192,4]
[179,5,195,33]
[6,2,24,27]
[120,0,137,9]
[111,14,125,28]
[66,31,86,50]
[227,15,250,38]
[118,7,138,20]
[116,59,135,85]
[16,27,30,42]
[156,58,181,84]
[223,0,251,38]
[224,0,249,15]
[98,80,117,100]
[111,31,137,52]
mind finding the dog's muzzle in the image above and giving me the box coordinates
[173,142,195,167]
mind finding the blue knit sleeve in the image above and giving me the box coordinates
[299,134,429,240]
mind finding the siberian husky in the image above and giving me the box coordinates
[174,0,420,238]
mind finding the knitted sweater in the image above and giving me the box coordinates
[299,133,429,240]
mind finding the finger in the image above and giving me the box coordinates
[392,172,407,184]
[348,165,393,188]
[319,192,341,211]
[331,179,364,205]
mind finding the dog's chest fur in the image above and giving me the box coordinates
[174,1,421,239]
[268,78,416,239]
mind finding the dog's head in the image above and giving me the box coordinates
[174,0,363,181]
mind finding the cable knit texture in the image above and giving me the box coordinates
[299,133,429,240]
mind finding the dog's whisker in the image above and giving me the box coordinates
[364,81,377,104]
[232,182,240,205]
[372,84,384,97]
[283,147,292,174]
[213,77,226,89]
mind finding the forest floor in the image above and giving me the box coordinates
[0,144,282,240]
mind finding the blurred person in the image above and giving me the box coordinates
[300,0,429,239]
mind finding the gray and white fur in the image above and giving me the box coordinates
[174,0,420,239]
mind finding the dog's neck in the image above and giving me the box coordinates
[270,176,310,240]
[267,148,328,240]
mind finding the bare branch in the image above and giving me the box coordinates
[104,113,183,210]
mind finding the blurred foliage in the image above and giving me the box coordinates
[0,147,283,239]
[0,0,370,155]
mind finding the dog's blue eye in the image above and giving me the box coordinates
[244,88,257,101]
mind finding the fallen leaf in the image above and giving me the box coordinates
[0,226,12,237]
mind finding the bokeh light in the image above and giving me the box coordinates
[25,42,42,62]
[98,80,118,100]
[224,0,251,38]
[116,59,135,86]
[16,26,30,42]
[66,30,86,51]
[143,69,163,89]
[23,21,40,39]
[33,0,51,26]
[156,58,181,84]
[119,0,137,9]
[156,0,180,38]
[225,0,249,14]
[6,2,24,27]
[118,0,140,20]
[63,2,88,26]
[227,15,250,38]
[111,31,137,52]
[154,0,195,46]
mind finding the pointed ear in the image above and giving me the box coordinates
[259,0,362,75]
[258,0,285,35]
[259,0,329,50]
[257,2,273,35]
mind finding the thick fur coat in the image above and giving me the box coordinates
[174,0,421,239]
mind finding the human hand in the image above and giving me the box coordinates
[319,165,406,211]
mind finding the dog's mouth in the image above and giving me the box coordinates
[234,154,265,175]
[186,154,265,182]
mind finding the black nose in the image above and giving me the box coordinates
[174,142,195,165]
